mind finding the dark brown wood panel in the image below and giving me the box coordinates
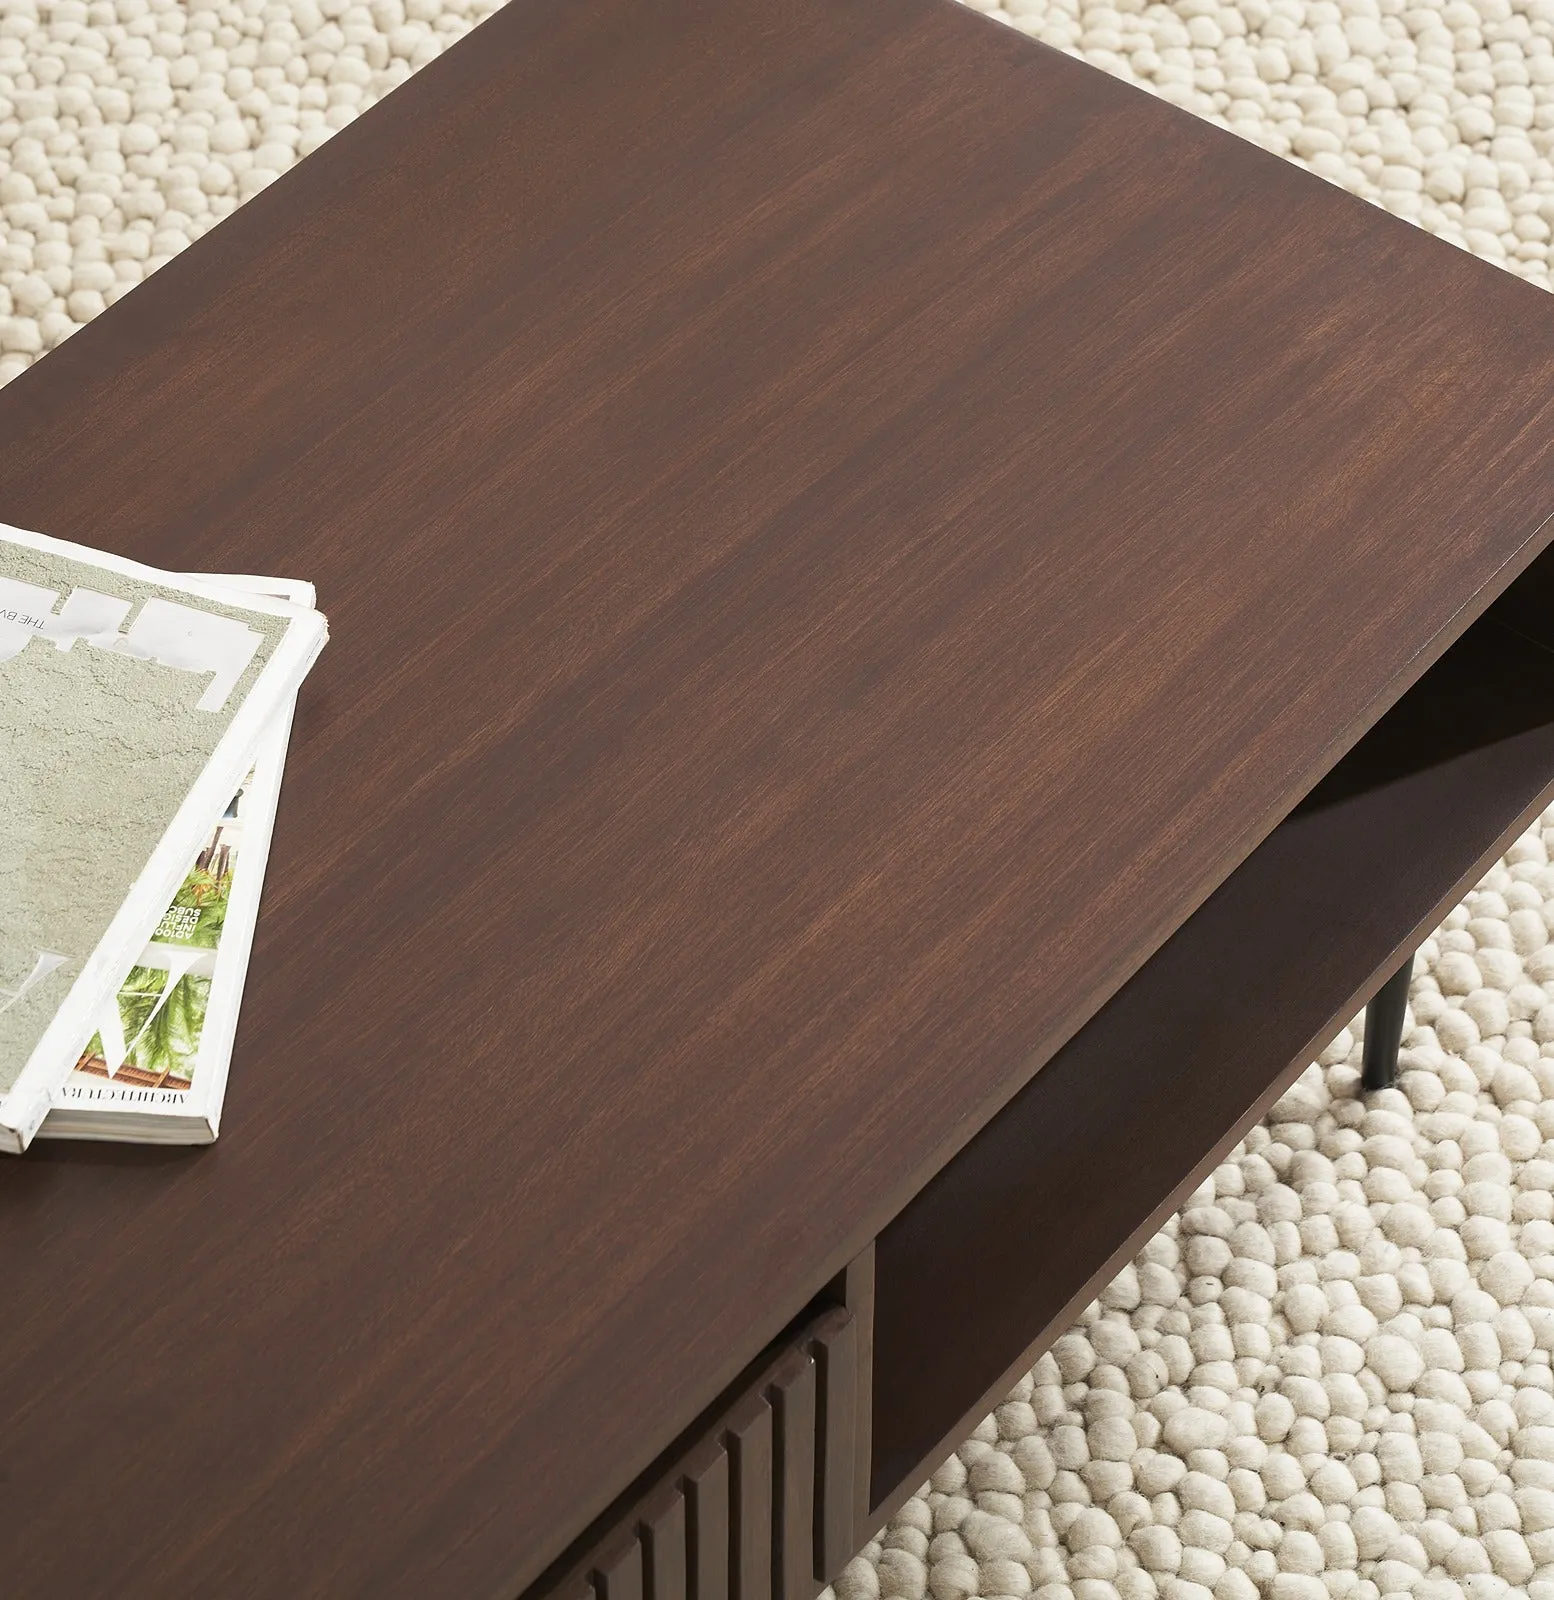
[597,1538,644,1600]
[642,1488,688,1600]
[684,1440,731,1600]
[869,611,1554,1513]
[1492,536,1554,653]
[726,1395,773,1600]
[834,1247,876,1551]
[810,1309,861,1584]
[1,0,1553,1592]
[768,1350,818,1600]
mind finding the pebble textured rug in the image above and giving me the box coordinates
[5,3,1554,1598]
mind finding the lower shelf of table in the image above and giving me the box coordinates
[866,603,1554,1522]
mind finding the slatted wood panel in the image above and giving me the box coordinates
[642,1488,688,1600]
[768,1351,817,1600]
[726,1391,774,1600]
[809,1309,859,1582]
[596,1536,644,1600]
[683,1439,730,1600]
[533,1303,862,1600]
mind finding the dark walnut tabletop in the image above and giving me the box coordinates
[5,0,1554,1593]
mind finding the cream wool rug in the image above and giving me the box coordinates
[6,2,1554,1597]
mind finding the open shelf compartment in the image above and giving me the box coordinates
[867,551,1554,1522]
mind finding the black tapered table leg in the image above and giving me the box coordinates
[1361,954,1414,1093]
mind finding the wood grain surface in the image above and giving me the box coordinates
[2,0,1554,1592]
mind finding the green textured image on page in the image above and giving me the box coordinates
[71,781,244,1093]
[0,540,287,1097]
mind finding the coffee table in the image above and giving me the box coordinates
[4,0,1554,1593]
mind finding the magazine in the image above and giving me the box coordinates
[41,678,298,1144]
[0,530,325,1150]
